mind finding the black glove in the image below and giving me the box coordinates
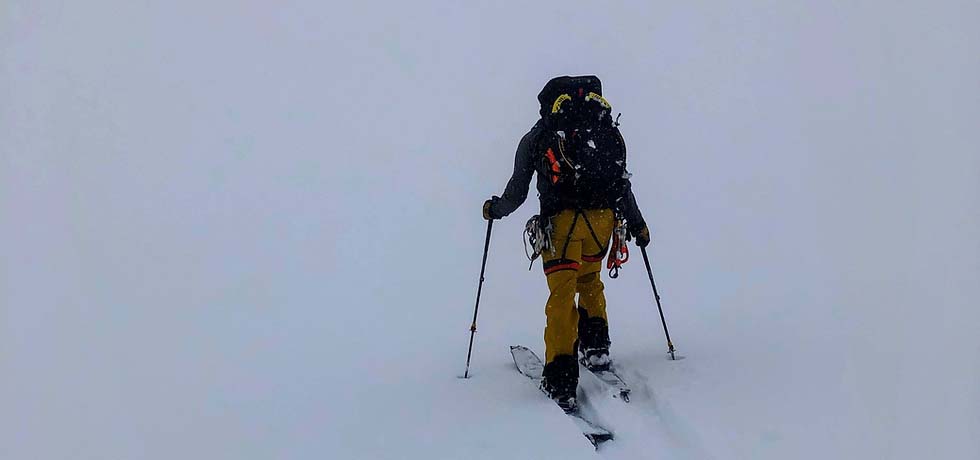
[630,225,651,248]
[483,196,502,220]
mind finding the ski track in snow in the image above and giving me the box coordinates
[578,359,715,460]
[495,346,696,459]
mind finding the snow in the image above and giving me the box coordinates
[2,1,979,459]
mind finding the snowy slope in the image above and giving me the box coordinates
[3,1,979,459]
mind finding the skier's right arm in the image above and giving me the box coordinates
[484,128,537,220]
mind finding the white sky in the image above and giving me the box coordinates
[2,1,978,459]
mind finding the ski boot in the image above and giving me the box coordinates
[578,308,612,372]
[540,354,579,413]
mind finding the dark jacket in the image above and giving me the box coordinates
[490,119,647,232]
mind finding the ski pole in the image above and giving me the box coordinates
[640,246,677,360]
[463,219,493,378]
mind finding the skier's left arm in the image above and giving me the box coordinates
[620,179,651,247]
[614,126,650,247]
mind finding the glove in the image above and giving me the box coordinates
[483,196,502,220]
[631,225,651,248]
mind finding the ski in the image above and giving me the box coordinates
[510,345,614,449]
[579,358,631,402]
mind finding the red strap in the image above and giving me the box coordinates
[606,232,630,278]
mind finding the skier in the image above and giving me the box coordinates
[483,76,650,412]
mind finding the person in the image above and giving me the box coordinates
[483,76,650,411]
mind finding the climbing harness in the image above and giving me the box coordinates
[525,209,630,278]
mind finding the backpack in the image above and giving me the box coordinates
[534,76,628,211]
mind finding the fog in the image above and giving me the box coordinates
[3,1,978,458]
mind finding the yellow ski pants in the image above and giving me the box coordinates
[541,208,614,364]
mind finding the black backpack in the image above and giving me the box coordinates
[535,76,628,210]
